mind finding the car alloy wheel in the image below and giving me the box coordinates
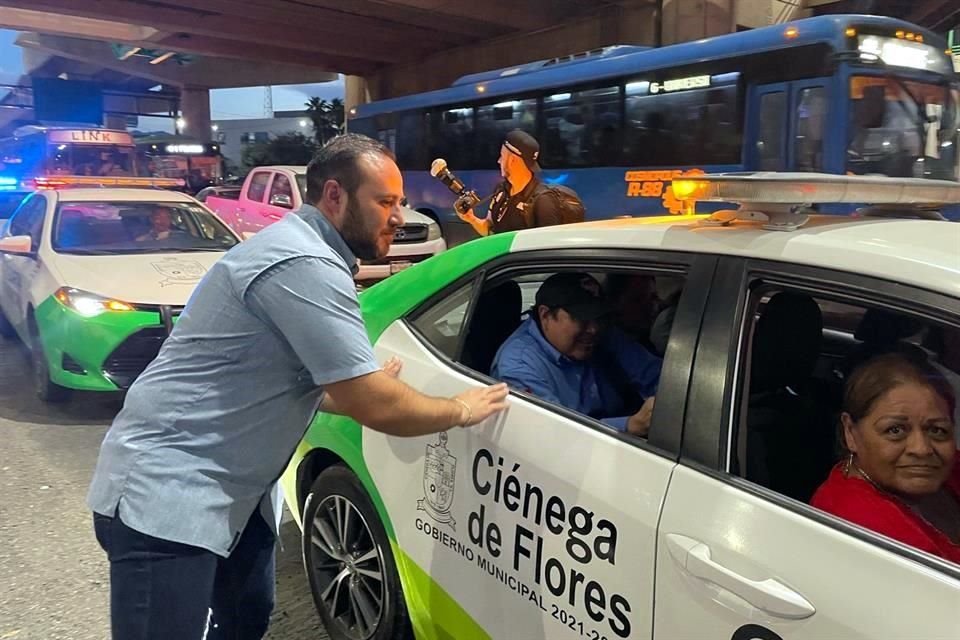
[302,465,411,640]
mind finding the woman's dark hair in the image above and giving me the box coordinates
[304,133,394,204]
[844,351,956,423]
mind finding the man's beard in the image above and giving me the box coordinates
[340,200,385,261]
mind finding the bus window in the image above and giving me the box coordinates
[847,77,958,181]
[624,84,740,167]
[396,110,428,170]
[795,87,826,171]
[757,92,786,170]
[428,106,474,170]
[542,87,620,167]
[475,98,536,169]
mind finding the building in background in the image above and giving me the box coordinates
[211,109,312,170]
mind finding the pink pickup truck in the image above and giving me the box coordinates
[206,165,446,280]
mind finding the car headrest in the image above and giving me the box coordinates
[751,291,823,393]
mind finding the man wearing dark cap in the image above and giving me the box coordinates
[457,129,562,236]
[490,272,662,436]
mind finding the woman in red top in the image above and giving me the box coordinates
[811,352,960,564]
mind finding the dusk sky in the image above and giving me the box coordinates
[0,28,345,130]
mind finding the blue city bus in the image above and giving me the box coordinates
[349,14,959,244]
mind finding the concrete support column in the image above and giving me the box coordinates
[103,113,127,130]
[180,86,212,142]
[662,0,735,45]
[344,75,371,123]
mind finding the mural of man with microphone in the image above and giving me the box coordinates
[455,130,562,236]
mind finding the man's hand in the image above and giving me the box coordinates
[626,396,655,437]
[453,383,510,427]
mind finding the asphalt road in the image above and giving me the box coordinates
[0,337,327,640]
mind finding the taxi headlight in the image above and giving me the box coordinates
[426,222,442,242]
[54,287,134,317]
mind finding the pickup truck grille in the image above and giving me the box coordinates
[393,223,428,244]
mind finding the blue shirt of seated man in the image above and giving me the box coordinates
[490,272,662,435]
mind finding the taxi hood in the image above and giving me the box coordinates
[50,251,225,306]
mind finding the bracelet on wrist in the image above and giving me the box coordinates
[453,398,472,427]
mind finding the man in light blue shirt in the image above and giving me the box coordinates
[87,134,508,640]
[491,272,660,436]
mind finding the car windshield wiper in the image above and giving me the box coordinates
[150,246,231,253]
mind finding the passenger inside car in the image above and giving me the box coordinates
[490,272,661,436]
[743,291,838,502]
[811,352,960,564]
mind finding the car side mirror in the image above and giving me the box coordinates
[0,235,32,255]
[269,193,293,209]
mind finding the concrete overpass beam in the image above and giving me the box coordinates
[365,1,660,100]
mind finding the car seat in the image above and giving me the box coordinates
[461,281,523,376]
[745,291,838,503]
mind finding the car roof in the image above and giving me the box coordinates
[51,188,201,203]
[510,215,960,298]
[256,165,307,174]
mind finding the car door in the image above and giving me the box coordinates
[261,172,295,224]
[362,250,716,639]
[654,258,960,640]
[0,194,47,336]
[235,170,272,234]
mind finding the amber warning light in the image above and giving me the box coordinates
[670,172,960,231]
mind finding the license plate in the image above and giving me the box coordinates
[390,261,413,274]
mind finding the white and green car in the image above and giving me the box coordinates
[0,188,239,401]
[281,175,960,640]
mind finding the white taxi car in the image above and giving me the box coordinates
[0,188,239,401]
[281,174,960,640]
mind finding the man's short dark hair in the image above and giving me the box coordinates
[305,133,395,204]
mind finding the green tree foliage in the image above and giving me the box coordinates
[242,132,317,168]
[305,97,345,145]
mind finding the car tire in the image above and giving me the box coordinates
[28,319,71,403]
[0,305,14,339]
[302,465,412,640]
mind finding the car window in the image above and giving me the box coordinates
[410,279,478,359]
[52,201,238,254]
[8,196,46,246]
[246,171,271,203]
[268,174,294,208]
[732,282,960,560]
[453,267,687,440]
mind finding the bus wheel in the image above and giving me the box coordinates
[29,319,71,403]
[302,465,412,640]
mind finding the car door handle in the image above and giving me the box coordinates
[264,211,283,220]
[665,534,815,620]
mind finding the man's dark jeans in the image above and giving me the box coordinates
[93,509,276,640]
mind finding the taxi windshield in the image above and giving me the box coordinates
[52,201,239,255]
[848,76,959,181]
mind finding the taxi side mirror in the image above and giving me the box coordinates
[0,235,32,255]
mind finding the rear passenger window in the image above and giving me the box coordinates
[733,284,960,560]
[435,267,687,441]
[246,172,271,203]
[410,280,478,359]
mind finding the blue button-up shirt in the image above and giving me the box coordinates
[490,317,661,431]
[87,205,379,557]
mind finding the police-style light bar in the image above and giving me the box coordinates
[671,172,960,231]
[30,176,185,190]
